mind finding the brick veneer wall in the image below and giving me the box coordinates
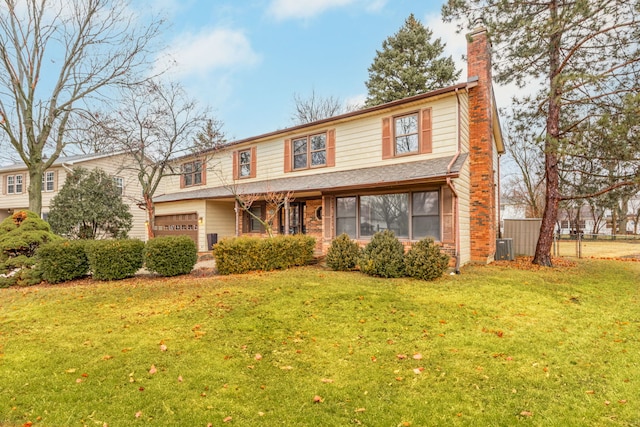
[467,27,497,263]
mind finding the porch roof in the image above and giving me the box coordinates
[153,154,467,203]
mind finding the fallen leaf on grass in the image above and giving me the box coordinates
[355,408,365,413]
[321,378,334,383]
[586,390,595,394]
[135,411,142,418]
[412,353,423,360]
[160,344,167,352]
[223,416,232,422]
[397,354,407,360]
[413,368,422,375]
[520,411,533,417]
[254,353,262,360]
[280,365,293,370]
[149,365,157,375]
[178,375,183,382]
[313,395,323,403]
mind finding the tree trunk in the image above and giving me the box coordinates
[533,0,561,267]
[28,167,43,215]
[145,194,155,239]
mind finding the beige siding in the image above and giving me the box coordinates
[162,94,463,192]
[205,200,236,242]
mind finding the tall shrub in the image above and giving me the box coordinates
[359,230,405,278]
[144,236,197,277]
[404,238,450,281]
[85,239,144,280]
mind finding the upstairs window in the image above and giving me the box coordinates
[113,177,124,195]
[382,108,432,159]
[6,175,23,194]
[233,147,256,179]
[42,171,55,192]
[181,160,204,188]
[284,129,335,173]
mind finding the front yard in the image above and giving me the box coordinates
[1,259,639,426]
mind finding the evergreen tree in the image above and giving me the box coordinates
[48,168,133,240]
[364,14,461,107]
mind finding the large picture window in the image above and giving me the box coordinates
[336,190,440,240]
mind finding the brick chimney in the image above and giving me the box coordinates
[467,27,498,263]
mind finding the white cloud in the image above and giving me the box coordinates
[156,28,261,78]
[267,0,356,21]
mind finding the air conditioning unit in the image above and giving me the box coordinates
[496,238,514,261]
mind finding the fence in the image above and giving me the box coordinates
[553,233,640,259]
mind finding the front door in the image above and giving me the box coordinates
[280,202,306,234]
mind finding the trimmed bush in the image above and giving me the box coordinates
[85,239,144,280]
[214,235,316,275]
[144,236,198,277]
[38,240,90,284]
[359,230,406,278]
[326,233,360,271]
[404,238,450,281]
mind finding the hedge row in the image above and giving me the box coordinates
[213,234,316,275]
[326,230,450,281]
[37,235,198,283]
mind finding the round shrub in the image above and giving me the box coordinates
[144,236,197,277]
[38,240,90,284]
[85,239,144,280]
[404,238,450,281]
[359,230,405,278]
[326,233,360,271]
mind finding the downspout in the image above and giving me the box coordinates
[234,200,240,237]
[446,88,462,274]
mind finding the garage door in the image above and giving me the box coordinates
[154,213,198,246]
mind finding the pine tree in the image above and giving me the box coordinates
[364,14,460,107]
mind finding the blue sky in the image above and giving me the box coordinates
[136,0,486,142]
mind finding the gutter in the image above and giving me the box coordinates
[446,88,462,274]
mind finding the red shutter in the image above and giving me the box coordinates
[200,161,207,185]
[382,117,392,159]
[250,147,257,178]
[284,139,292,173]
[420,108,432,154]
[326,129,335,167]
[232,151,239,180]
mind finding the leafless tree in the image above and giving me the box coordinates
[0,0,163,214]
[95,79,210,238]
[290,89,344,125]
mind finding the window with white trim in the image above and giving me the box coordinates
[42,171,55,192]
[6,175,23,194]
[113,176,124,195]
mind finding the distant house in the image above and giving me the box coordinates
[151,27,504,268]
[0,152,147,240]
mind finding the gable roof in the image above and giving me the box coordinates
[154,154,467,203]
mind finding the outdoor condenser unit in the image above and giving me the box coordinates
[496,238,515,261]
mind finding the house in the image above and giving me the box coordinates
[0,151,147,240]
[152,27,504,268]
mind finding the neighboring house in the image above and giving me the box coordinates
[0,152,147,240]
[153,26,504,268]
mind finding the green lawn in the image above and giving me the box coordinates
[1,260,639,426]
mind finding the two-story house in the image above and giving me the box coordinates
[152,27,503,268]
[0,151,148,240]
